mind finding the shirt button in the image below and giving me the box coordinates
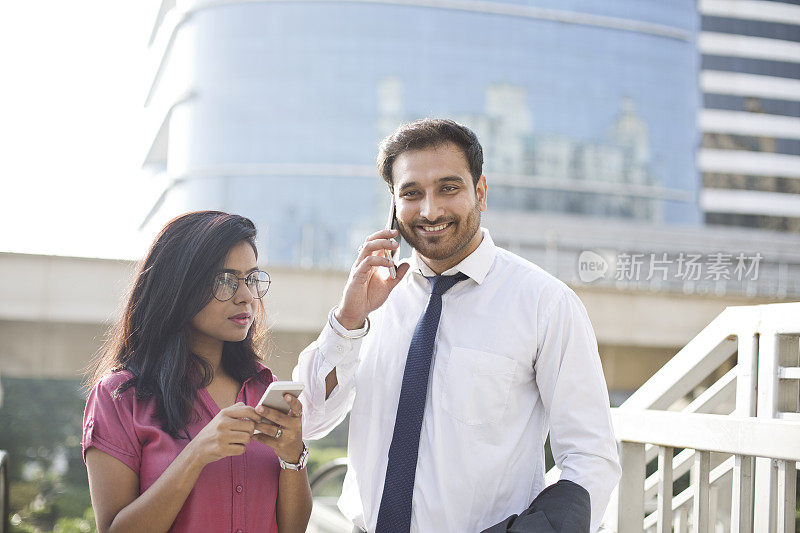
[336,345,344,353]
[236,530,243,533]
[235,485,243,493]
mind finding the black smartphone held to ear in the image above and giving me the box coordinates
[384,198,400,279]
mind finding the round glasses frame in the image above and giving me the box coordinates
[212,270,271,302]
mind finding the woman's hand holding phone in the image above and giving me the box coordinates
[335,228,410,330]
[188,403,260,466]
[185,395,304,466]
[253,394,305,464]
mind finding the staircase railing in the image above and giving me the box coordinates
[609,303,800,532]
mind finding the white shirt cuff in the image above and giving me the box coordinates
[317,319,363,377]
[329,310,369,338]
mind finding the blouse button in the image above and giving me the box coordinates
[235,485,243,493]
[236,530,244,533]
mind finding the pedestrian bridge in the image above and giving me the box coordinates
[0,251,782,396]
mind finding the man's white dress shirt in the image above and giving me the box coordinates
[294,229,621,532]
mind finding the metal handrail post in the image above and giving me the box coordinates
[0,450,8,533]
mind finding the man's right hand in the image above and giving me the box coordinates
[335,228,410,330]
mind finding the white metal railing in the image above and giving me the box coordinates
[609,303,800,532]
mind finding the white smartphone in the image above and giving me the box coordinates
[258,380,305,414]
[254,381,304,431]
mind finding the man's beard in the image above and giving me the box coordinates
[397,201,482,262]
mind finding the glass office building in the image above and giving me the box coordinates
[698,0,800,233]
[143,0,700,267]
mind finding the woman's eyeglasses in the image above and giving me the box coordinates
[212,270,271,302]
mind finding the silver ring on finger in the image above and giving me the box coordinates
[275,427,282,439]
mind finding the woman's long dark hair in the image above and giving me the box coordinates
[87,211,268,438]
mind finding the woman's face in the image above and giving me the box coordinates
[190,240,259,346]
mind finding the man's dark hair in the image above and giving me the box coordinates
[377,118,484,191]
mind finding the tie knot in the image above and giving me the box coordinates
[428,272,469,296]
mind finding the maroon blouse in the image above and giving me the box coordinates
[83,363,280,533]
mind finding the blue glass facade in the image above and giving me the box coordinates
[149,0,700,267]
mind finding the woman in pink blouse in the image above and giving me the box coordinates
[83,211,312,533]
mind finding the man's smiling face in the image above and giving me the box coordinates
[392,141,487,274]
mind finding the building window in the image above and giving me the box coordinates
[702,133,800,156]
[703,173,800,195]
[701,55,800,78]
[703,94,800,118]
[706,212,800,233]
[701,16,800,42]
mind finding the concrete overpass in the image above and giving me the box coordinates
[0,250,784,394]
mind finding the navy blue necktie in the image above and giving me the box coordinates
[376,272,469,533]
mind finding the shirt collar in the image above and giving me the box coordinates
[408,227,496,285]
[246,360,274,386]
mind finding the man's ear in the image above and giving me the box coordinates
[476,175,488,212]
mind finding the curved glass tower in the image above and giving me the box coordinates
[143,0,700,267]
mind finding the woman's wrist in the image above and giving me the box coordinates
[279,442,304,464]
[278,442,309,470]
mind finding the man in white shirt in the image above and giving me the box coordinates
[294,119,621,532]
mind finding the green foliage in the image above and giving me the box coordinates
[10,505,95,533]
[307,445,347,475]
[796,483,800,533]
[8,470,93,532]
[52,485,92,522]
[53,508,96,533]
[1,376,92,531]
[9,482,38,513]
[0,377,87,485]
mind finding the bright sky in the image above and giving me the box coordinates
[0,1,159,259]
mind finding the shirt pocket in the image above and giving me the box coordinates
[441,347,517,426]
